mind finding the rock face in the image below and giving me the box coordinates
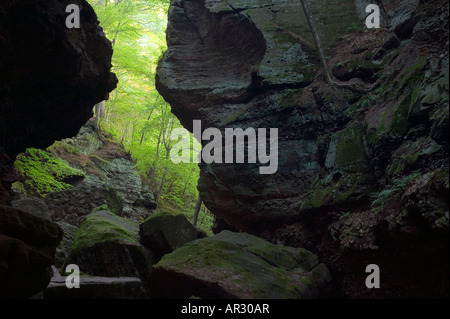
[151,230,332,299]
[0,205,63,298]
[11,119,157,226]
[66,211,155,294]
[140,212,205,258]
[12,197,51,221]
[157,0,449,297]
[41,119,157,225]
[0,0,117,157]
[0,0,116,297]
[156,0,373,232]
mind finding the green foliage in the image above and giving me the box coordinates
[14,148,85,197]
[87,0,205,229]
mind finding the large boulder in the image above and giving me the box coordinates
[150,231,332,299]
[139,212,205,258]
[11,197,51,221]
[65,211,155,293]
[0,205,63,298]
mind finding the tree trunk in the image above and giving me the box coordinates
[192,195,202,226]
[299,0,334,85]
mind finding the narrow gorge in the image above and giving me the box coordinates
[1,0,448,300]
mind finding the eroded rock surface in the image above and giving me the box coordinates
[157,0,449,297]
[151,230,332,299]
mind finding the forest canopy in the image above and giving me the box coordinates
[86,0,210,231]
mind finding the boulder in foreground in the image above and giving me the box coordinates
[150,231,332,299]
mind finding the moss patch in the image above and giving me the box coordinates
[300,173,375,210]
[334,126,367,172]
[153,231,330,299]
[70,211,139,255]
[105,186,124,216]
[387,137,442,177]
[14,148,85,197]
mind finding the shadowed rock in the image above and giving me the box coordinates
[150,230,332,299]
[0,205,63,298]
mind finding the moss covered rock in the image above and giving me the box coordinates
[13,148,85,197]
[150,231,332,299]
[70,211,139,254]
[139,212,204,258]
[66,211,155,294]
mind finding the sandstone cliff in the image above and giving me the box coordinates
[156,0,449,298]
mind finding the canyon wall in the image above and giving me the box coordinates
[156,0,449,297]
[0,0,116,297]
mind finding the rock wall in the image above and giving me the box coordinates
[39,119,157,226]
[0,0,117,157]
[156,0,449,297]
[0,0,117,297]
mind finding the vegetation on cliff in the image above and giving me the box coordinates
[86,0,206,224]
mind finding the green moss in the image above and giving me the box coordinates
[370,172,421,212]
[408,86,421,116]
[300,173,375,210]
[395,55,427,96]
[47,140,77,154]
[389,93,413,136]
[105,186,124,216]
[347,59,380,71]
[279,88,303,109]
[335,126,367,172]
[91,204,111,214]
[387,137,442,176]
[219,108,248,126]
[154,232,328,299]
[70,212,139,254]
[14,148,85,197]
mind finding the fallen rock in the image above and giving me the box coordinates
[66,211,155,294]
[45,176,124,227]
[139,212,205,258]
[0,205,63,298]
[12,197,51,221]
[44,276,146,299]
[150,230,332,299]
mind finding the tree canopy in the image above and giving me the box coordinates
[87,0,212,232]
